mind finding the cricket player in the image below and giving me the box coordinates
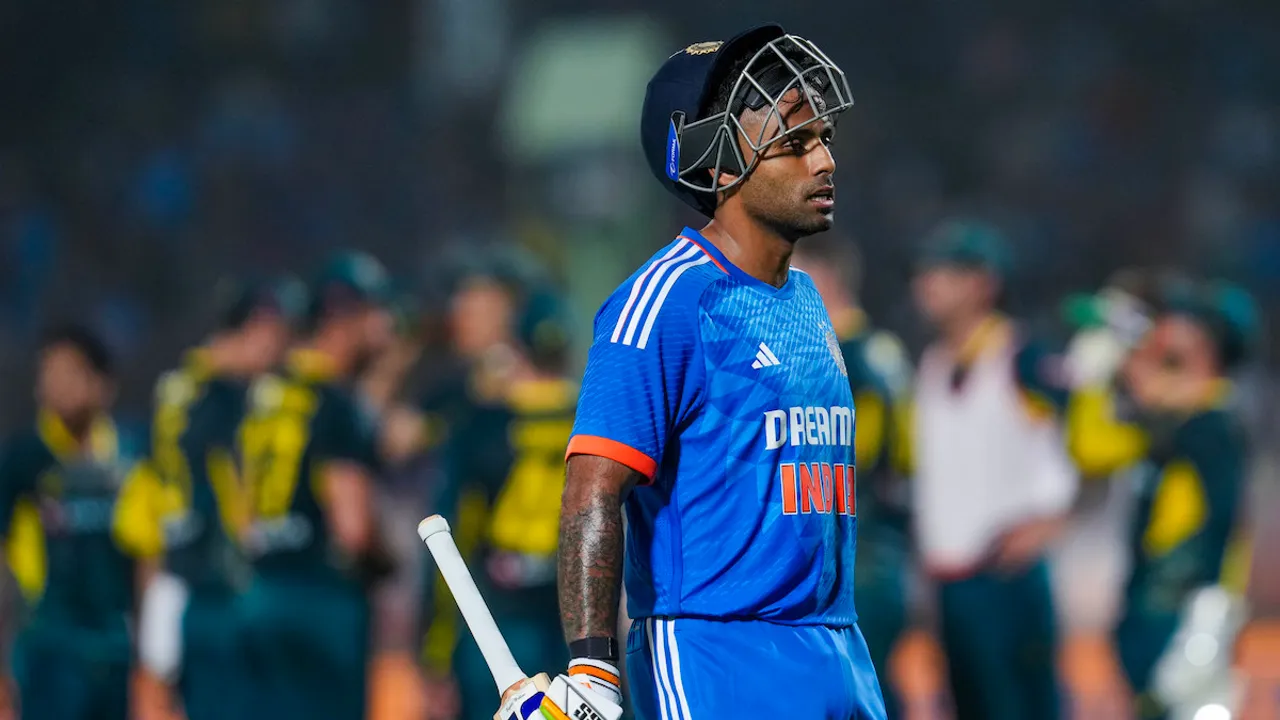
[0,326,148,720]
[792,236,912,718]
[545,24,886,719]
[909,220,1077,720]
[134,277,296,720]
[238,252,395,720]
[423,281,578,720]
[1109,280,1256,719]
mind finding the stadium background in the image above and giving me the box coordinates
[0,0,1278,718]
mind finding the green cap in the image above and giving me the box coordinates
[1165,280,1260,369]
[918,218,1013,279]
[213,273,308,330]
[518,287,574,366]
[307,250,392,323]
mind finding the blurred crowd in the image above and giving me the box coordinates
[1,0,1278,424]
[0,1,1278,720]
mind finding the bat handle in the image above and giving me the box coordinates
[418,515,527,693]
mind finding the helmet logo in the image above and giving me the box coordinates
[684,41,722,55]
[666,118,680,180]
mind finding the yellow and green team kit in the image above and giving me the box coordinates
[0,411,149,720]
[1071,383,1248,718]
[829,309,911,718]
[133,349,254,720]
[421,371,577,720]
[237,349,385,720]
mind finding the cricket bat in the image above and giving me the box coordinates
[418,515,622,720]
[418,515,527,694]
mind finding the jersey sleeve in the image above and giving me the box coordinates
[566,285,706,482]
[1142,414,1244,571]
[112,460,166,560]
[845,345,893,473]
[313,391,381,473]
[1014,340,1072,418]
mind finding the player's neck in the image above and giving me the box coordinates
[304,334,354,378]
[942,311,1001,357]
[701,218,793,288]
[203,336,242,376]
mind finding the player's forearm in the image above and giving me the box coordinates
[558,455,635,644]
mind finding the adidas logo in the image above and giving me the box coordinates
[751,342,781,369]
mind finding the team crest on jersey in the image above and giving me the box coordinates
[826,328,848,376]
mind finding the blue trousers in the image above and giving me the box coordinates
[626,616,887,719]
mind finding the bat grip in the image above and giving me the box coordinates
[419,516,527,693]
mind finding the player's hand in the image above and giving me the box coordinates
[420,670,461,720]
[994,517,1066,573]
[493,672,626,720]
[542,673,625,720]
[0,675,15,720]
[493,672,550,720]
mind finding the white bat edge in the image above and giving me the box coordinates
[418,515,527,694]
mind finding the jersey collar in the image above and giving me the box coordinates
[954,313,1012,365]
[682,227,796,299]
[183,348,216,382]
[288,348,341,382]
[37,409,119,463]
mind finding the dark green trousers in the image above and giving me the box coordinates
[938,561,1061,720]
[12,627,129,720]
[239,578,370,720]
[1114,609,1179,720]
[179,592,247,720]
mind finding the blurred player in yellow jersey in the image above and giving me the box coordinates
[0,326,149,720]
[1076,279,1258,719]
[420,264,578,720]
[239,252,396,720]
[133,276,297,720]
[792,235,912,718]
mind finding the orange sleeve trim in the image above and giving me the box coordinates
[568,665,621,686]
[566,435,658,481]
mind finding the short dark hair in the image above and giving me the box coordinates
[40,324,114,377]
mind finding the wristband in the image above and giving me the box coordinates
[569,636,619,662]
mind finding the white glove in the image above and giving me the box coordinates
[137,571,190,682]
[543,674,625,720]
[566,658,623,706]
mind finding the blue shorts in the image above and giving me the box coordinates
[626,617,886,720]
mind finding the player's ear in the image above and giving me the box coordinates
[714,168,741,187]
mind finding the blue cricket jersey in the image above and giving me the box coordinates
[568,228,859,627]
